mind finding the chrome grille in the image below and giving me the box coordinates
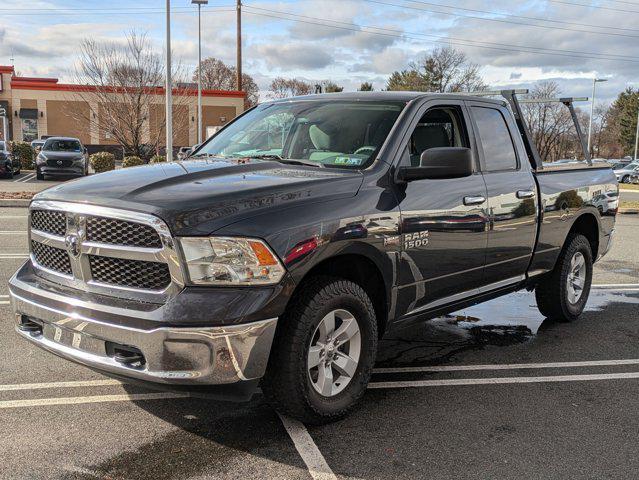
[31,241,72,275]
[31,210,66,236]
[86,216,162,248]
[89,255,171,290]
[28,201,184,300]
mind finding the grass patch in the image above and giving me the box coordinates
[620,200,639,210]
[0,191,34,199]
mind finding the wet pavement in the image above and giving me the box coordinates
[1,209,639,479]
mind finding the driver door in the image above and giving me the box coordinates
[396,101,489,315]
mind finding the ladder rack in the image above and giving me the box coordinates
[461,89,591,169]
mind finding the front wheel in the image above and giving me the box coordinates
[262,276,378,424]
[622,175,630,183]
[36,167,44,181]
[535,234,593,322]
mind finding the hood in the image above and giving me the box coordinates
[36,158,364,235]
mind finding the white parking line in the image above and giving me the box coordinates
[278,413,337,480]
[0,216,28,219]
[592,283,639,289]
[0,379,121,392]
[368,371,639,389]
[0,231,26,235]
[13,173,36,183]
[0,392,188,409]
[0,254,28,259]
[0,301,10,305]
[373,358,639,374]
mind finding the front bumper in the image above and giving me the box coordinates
[39,165,85,176]
[9,265,278,390]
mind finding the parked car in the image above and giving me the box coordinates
[628,166,639,184]
[35,137,88,180]
[0,140,20,178]
[613,162,639,183]
[30,139,45,152]
[10,92,617,423]
[592,191,620,214]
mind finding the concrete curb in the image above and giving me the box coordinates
[619,208,639,215]
[0,199,31,207]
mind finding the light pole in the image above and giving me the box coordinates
[192,0,208,145]
[165,0,173,162]
[587,77,607,156]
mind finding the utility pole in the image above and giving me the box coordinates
[634,107,639,161]
[587,78,607,156]
[192,0,208,145]
[236,0,242,92]
[165,0,173,162]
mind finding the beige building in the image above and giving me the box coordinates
[0,65,245,149]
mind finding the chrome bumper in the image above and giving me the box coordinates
[10,288,277,386]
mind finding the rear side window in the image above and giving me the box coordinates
[472,107,518,171]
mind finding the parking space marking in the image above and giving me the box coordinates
[0,379,122,392]
[368,371,639,389]
[277,413,337,480]
[0,392,189,409]
[13,173,36,183]
[0,254,28,259]
[373,358,639,374]
[592,283,639,289]
[0,216,28,219]
[0,231,26,235]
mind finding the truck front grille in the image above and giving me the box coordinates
[28,201,184,300]
[86,216,162,248]
[31,210,66,236]
[89,255,171,290]
[31,241,72,276]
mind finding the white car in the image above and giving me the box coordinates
[614,162,639,183]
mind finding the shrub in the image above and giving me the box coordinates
[149,155,166,164]
[90,152,115,173]
[11,142,35,170]
[122,156,145,168]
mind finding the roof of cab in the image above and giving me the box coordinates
[268,91,506,106]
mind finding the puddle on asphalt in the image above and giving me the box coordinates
[376,289,639,366]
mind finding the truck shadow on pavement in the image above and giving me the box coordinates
[64,290,639,480]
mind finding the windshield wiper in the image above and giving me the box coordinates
[249,154,323,168]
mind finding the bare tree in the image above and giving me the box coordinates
[387,46,486,92]
[270,77,313,99]
[72,31,190,158]
[192,57,259,108]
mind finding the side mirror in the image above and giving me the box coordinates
[397,147,473,182]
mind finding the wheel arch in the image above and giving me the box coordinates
[568,211,600,259]
[288,248,392,337]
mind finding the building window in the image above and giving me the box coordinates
[21,118,38,142]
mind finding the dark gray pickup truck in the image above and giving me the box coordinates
[9,91,617,423]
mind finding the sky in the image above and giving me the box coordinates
[1,0,638,105]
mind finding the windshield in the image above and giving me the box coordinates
[195,100,406,168]
[43,139,82,152]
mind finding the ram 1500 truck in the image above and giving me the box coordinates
[9,91,617,423]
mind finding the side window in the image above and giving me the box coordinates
[472,107,518,171]
[406,107,468,166]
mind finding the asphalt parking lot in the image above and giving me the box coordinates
[1,207,639,479]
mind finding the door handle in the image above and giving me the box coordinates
[463,195,486,206]
[516,190,536,199]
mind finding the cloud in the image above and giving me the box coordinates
[255,42,333,69]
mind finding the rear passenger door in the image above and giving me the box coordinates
[468,102,537,288]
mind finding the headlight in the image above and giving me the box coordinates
[179,237,285,285]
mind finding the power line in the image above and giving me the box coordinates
[0,5,234,16]
[397,0,639,33]
[364,0,639,38]
[546,0,639,13]
[243,5,639,63]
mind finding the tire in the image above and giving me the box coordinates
[36,168,44,181]
[262,276,378,424]
[622,175,629,183]
[535,233,593,322]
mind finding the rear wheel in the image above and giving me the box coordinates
[535,234,593,322]
[262,276,377,424]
